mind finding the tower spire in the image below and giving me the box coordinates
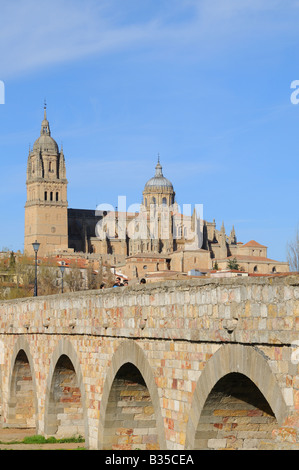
[41,99,51,136]
[155,154,163,177]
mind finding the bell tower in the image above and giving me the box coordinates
[142,156,176,254]
[24,104,69,257]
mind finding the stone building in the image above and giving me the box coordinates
[24,106,69,256]
[24,107,289,278]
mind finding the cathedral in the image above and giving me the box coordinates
[24,106,289,279]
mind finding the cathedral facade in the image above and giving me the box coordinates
[24,108,289,279]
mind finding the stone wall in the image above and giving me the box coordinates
[0,275,297,450]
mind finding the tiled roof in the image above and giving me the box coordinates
[126,254,168,260]
[241,240,267,248]
[249,272,297,277]
[225,254,287,263]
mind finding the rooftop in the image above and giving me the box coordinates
[241,240,267,248]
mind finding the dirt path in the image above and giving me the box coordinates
[0,428,85,450]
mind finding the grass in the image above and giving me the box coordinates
[23,435,85,444]
[0,434,85,448]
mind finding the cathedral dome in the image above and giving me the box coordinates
[32,104,59,154]
[33,134,59,154]
[144,158,173,190]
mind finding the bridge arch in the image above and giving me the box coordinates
[7,337,38,430]
[44,339,88,445]
[98,340,166,450]
[185,343,288,450]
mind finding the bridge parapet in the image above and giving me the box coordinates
[0,275,298,345]
[0,275,298,449]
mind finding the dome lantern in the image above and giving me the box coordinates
[32,102,59,155]
[143,156,175,208]
[144,156,174,191]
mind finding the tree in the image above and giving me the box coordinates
[227,258,240,271]
[14,255,35,294]
[87,262,104,290]
[9,251,16,271]
[38,266,59,296]
[287,228,299,272]
[0,255,62,299]
[104,263,116,288]
[0,254,35,299]
[64,263,83,292]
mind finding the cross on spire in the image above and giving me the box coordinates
[41,99,50,136]
[155,153,163,177]
[43,99,47,120]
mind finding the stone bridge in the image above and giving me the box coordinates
[0,276,298,450]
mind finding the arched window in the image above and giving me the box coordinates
[272,266,276,273]
[50,192,53,201]
[162,197,167,205]
[253,265,258,272]
[56,192,59,202]
[44,191,47,201]
[152,197,156,205]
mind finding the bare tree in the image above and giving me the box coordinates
[64,263,83,292]
[104,263,116,288]
[87,263,104,290]
[38,266,59,296]
[0,254,35,299]
[15,255,35,293]
[287,228,299,272]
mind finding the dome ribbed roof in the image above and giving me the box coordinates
[144,159,173,190]
[33,134,59,154]
[32,105,59,154]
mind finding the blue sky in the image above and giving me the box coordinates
[0,0,298,262]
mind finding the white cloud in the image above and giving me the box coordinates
[1,0,299,78]
[0,0,159,78]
